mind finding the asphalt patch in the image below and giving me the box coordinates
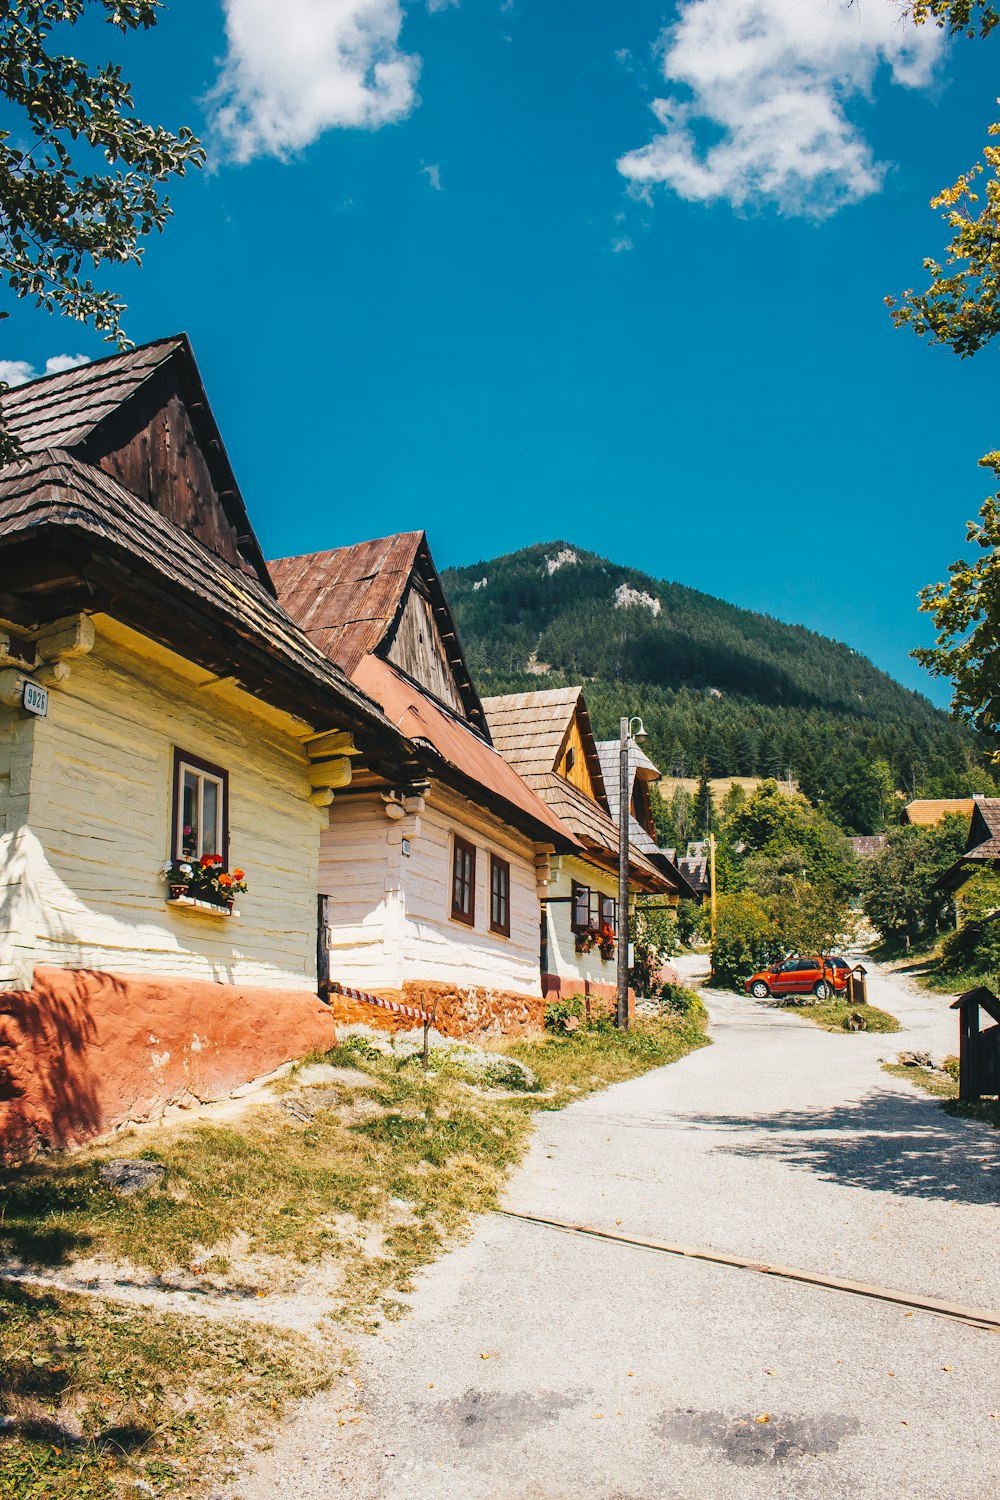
[429,1388,585,1448]
[660,1408,859,1467]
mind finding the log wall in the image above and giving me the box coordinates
[2,617,325,991]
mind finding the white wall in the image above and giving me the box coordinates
[4,617,326,991]
[320,785,543,998]
[544,854,621,992]
[0,708,37,986]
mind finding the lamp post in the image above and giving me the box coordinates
[617,714,647,1030]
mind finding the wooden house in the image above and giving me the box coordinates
[271,534,580,1034]
[0,336,423,1154]
[482,687,684,1006]
[594,738,699,899]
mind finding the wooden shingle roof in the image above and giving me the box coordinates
[271,532,486,733]
[0,448,409,752]
[0,333,272,591]
[482,686,607,803]
[530,772,666,890]
[1,337,183,450]
[271,533,425,675]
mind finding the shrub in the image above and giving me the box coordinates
[710,891,779,989]
[938,911,1000,981]
[659,981,700,1015]
[544,996,584,1032]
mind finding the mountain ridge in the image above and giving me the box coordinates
[441,540,989,833]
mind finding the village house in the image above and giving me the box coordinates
[481,687,684,1006]
[271,533,581,1035]
[594,736,700,900]
[0,336,426,1155]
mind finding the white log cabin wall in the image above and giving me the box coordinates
[3,615,327,992]
[544,853,621,992]
[320,785,543,998]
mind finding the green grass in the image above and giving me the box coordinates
[0,1009,709,1497]
[778,999,901,1033]
[882,1060,1000,1129]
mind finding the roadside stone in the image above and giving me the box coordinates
[897,1050,934,1068]
[98,1159,166,1196]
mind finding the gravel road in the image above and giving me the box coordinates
[233,959,1000,1500]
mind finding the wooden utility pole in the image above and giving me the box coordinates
[709,832,717,944]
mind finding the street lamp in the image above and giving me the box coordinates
[617,714,647,1030]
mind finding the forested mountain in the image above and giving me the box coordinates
[442,542,995,835]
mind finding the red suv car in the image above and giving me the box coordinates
[744,955,850,1001]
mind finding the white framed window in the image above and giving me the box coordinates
[172,749,229,863]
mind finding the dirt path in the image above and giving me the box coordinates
[232,959,1000,1500]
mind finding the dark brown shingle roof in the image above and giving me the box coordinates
[0,448,403,743]
[482,687,608,806]
[1,337,184,451]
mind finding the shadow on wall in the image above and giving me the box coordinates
[0,966,340,1164]
[0,970,104,1161]
[671,1091,1000,1208]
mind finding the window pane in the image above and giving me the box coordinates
[181,770,199,858]
[202,778,220,858]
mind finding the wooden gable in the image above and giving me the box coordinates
[556,700,609,813]
[75,345,272,592]
[378,538,488,736]
[385,577,466,717]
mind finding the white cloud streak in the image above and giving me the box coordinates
[419,161,443,190]
[617,0,944,217]
[0,354,88,387]
[210,0,421,162]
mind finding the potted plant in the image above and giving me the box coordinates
[162,859,194,899]
[575,926,598,956]
[597,921,616,962]
[163,856,248,911]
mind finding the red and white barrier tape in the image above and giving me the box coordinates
[328,980,430,1024]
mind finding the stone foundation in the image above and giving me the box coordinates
[0,966,339,1163]
[328,980,546,1039]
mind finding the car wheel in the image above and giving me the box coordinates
[750,981,770,999]
[813,981,831,1000]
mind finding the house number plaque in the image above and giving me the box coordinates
[22,680,49,717]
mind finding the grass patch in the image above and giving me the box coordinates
[882,1061,1000,1129]
[0,1010,708,1496]
[0,1279,333,1498]
[778,1000,901,1033]
[501,1003,710,1109]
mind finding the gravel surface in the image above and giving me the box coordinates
[231,957,1000,1500]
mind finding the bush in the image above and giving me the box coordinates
[544,996,584,1032]
[938,911,1000,981]
[710,892,778,989]
[659,981,700,1015]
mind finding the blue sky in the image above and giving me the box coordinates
[4,1,1000,706]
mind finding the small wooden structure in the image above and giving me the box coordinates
[950,987,1000,1102]
[847,964,868,1005]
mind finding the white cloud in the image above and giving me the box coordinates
[210,0,421,162]
[42,353,89,376]
[617,0,944,217]
[419,161,443,190]
[611,234,634,254]
[0,360,36,387]
[0,353,88,387]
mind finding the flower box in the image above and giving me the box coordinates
[166,895,239,918]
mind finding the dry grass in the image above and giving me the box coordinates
[0,1279,334,1499]
[0,1010,709,1496]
